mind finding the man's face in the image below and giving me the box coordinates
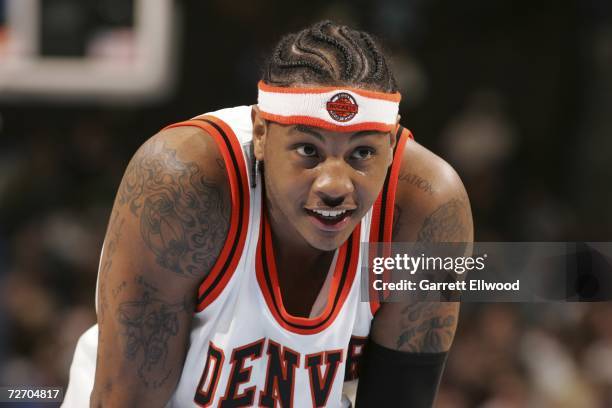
[252,107,396,251]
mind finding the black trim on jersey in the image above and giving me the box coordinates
[195,118,246,305]
[260,214,355,331]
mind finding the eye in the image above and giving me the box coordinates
[351,147,375,160]
[296,144,318,157]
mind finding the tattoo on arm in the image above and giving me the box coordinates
[116,276,191,389]
[98,212,125,323]
[216,158,226,170]
[396,302,456,352]
[398,172,435,195]
[392,205,402,240]
[395,199,468,352]
[417,199,468,243]
[117,141,230,277]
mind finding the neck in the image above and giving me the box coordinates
[271,227,331,273]
[265,205,333,278]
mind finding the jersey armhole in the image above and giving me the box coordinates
[367,126,413,316]
[163,116,251,312]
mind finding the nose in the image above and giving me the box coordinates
[321,194,344,208]
[312,159,354,207]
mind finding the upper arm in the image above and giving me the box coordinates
[392,140,473,243]
[92,125,231,406]
[371,139,473,352]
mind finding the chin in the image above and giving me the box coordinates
[308,238,342,252]
[303,230,352,252]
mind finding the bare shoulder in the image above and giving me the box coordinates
[120,124,230,206]
[115,124,232,278]
[392,138,473,243]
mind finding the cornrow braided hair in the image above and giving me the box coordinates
[263,20,398,93]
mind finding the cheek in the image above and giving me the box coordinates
[265,160,310,205]
[358,183,381,206]
[355,164,390,205]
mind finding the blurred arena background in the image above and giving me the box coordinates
[1,1,612,406]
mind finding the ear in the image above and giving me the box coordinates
[251,105,268,161]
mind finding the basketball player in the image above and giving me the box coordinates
[64,21,472,407]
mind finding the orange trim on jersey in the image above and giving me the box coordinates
[367,126,413,315]
[258,112,395,133]
[256,202,360,335]
[258,80,401,102]
[367,194,383,316]
[163,116,250,312]
[382,128,411,242]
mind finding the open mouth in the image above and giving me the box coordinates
[304,208,355,228]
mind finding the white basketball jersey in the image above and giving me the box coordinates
[63,106,412,407]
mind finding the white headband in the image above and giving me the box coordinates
[257,81,401,132]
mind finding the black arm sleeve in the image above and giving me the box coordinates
[355,339,448,408]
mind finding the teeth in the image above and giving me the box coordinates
[311,209,347,217]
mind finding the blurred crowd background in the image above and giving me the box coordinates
[1,0,611,407]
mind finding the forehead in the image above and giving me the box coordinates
[273,123,388,142]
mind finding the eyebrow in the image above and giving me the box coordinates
[293,125,383,140]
